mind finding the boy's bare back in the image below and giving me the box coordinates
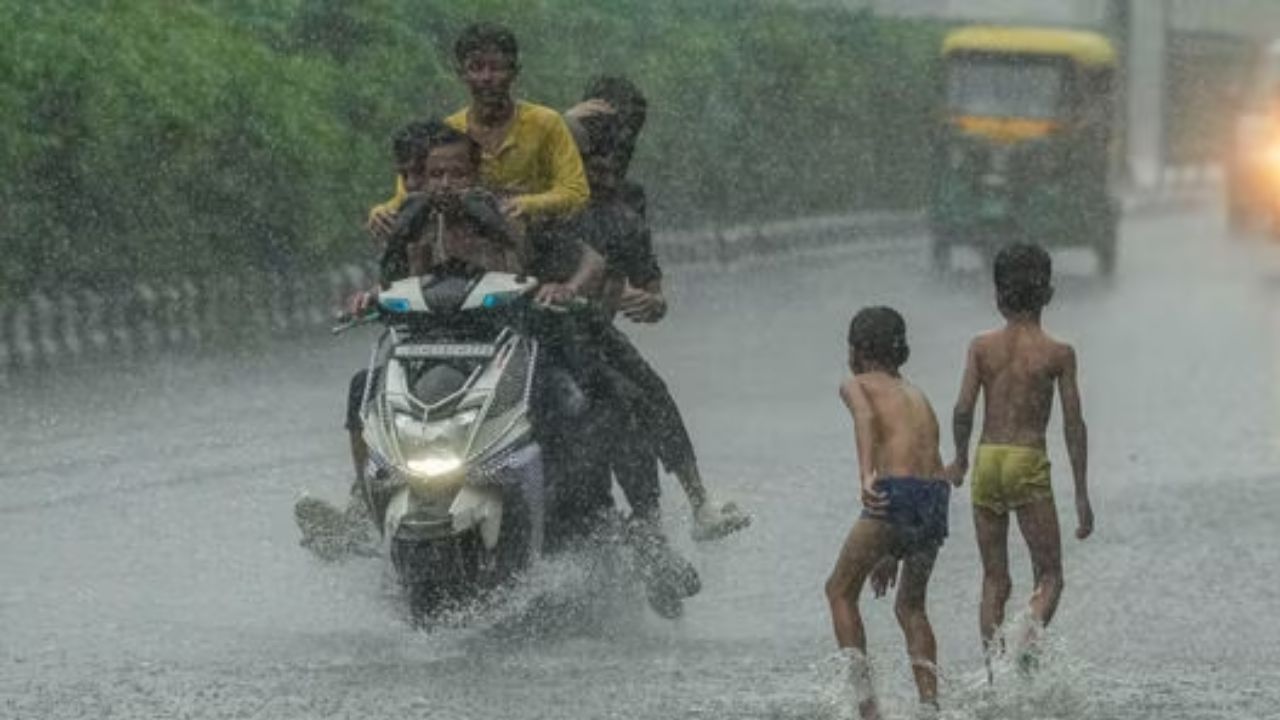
[964,323,1077,449]
[841,373,944,480]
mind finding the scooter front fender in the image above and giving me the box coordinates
[450,485,504,550]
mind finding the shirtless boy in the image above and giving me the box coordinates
[947,242,1093,676]
[825,307,955,719]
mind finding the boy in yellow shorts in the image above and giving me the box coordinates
[946,243,1093,678]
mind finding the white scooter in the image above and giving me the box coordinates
[339,267,551,619]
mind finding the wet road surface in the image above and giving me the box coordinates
[3,204,1279,719]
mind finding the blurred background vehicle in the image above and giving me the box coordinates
[929,26,1120,274]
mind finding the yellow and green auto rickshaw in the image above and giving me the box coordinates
[930,26,1120,273]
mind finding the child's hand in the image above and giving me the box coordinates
[499,197,524,222]
[1075,496,1094,540]
[366,207,397,243]
[565,98,617,122]
[860,473,888,511]
[620,288,666,323]
[943,460,967,487]
[870,557,898,598]
[345,290,377,318]
[535,282,575,306]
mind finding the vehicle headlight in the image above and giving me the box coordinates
[404,448,467,500]
[1264,144,1280,169]
[393,409,482,494]
[406,452,463,478]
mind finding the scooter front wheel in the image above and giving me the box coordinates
[391,532,484,622]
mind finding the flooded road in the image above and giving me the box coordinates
[3,205,1278,719]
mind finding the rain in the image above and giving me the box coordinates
[3,1,1280,718]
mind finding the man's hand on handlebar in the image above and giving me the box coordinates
[534,282,576,307]
[346,290,378,318]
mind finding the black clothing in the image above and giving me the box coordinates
[566,186,661,288]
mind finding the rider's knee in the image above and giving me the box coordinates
[345,369,370,432]
[540,366,590,421]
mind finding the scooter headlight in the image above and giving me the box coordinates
[406,452,463,478]
[404,447,467,501]
[1264,143,1280,169]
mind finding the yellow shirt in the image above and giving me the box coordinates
[370,100,588,219]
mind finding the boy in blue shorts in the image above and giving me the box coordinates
[825,307,956,719]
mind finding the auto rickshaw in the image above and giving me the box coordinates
[930,26,1120,273]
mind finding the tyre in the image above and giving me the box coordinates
[392,533,483,622]
[392,487,536,623]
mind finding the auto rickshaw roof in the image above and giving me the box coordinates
[943,26,1118,68]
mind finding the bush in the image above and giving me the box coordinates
[0,0,942,300]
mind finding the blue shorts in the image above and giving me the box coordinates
[861,477,950,557]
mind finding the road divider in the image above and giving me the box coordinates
[0,170,1220,377]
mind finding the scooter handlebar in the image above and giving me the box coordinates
[330,307,381,335]
[329,286,594,334]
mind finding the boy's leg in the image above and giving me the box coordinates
[348,429,368,482]
[345,369,371,486]
[895,548,940,709]
[612,431,662,524]
[974,504,1012,675]
[1014,497,1064,630]
[294,369,380,559]
[825,518,894,720]
[591,323,748,539]
[593,325,697,477]
[671,462,749,540]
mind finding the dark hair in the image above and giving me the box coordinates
[582,75,647,135]
[392,118,480,169]
[381,120,483,283]
[392,119,436,165]
[993,242,1053,313]
[577,111,623,158]
[582,75,647,170]
[848,306,909,369]
[454,22,518,66]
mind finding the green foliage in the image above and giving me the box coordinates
[0,0,943,299]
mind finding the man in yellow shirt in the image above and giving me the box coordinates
[367,22,588,238]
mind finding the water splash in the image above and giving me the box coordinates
[810,611,1093,720]
[942,613,1091,720]
[359,537,652,650]
[813,648,898,720]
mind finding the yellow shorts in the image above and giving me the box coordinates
[970,444,1053,514]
